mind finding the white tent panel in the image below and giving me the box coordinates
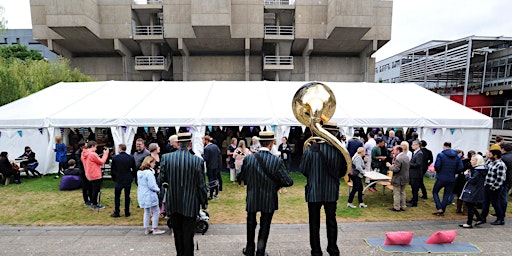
[48,81,160,127]
[199,81,275,126]
[123,81,212,126]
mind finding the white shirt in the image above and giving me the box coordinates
[364,138,376,155]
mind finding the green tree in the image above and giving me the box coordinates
[0,57,92,106]
[0,44,43,60]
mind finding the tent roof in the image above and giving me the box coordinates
[0,81,493,129]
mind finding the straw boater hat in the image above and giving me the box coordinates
[322,121,339,131]
[258,131,275,141]
[177,132,192,142]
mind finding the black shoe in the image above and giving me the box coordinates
[475,220,486,226]
[389,207,401,212]
[407,203,417,207]
[490,213,497,217]
[459,224,473,229]
[490,220,505,225]
[421,195,428,199]
[125,212,131,217]
[400,208,406,211]
[242,248,254,256]
[14,180,21,184]
[110,212,121,218]
[208,196,213,201]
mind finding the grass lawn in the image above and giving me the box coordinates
[1,172,502,226]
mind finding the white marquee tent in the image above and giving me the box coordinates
[0,81,492,174]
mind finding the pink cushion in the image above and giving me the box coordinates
[425,230,457,244]
[383,231,414,245]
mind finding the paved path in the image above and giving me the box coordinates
[1,220,511,255]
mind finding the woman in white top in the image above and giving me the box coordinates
[137,156,165,235]
[400,141,412,160]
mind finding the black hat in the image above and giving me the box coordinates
[177,132,192,142]
[259,131,275,141]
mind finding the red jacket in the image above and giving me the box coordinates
[81,149,108,181]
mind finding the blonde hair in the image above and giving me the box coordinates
[400,141,409,152]
[356,147,365,154]
[239,140,246,150]
[55,136,63,143]
[472,154,485,167]
[140,156,155,170]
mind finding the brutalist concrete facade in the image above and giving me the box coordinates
[30,0,392,81]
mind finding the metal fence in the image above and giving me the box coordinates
[264,56,293,65]
[264,26,294,36]
[135,56,167,66]
[133,0,163,4]
[134,25,163,36]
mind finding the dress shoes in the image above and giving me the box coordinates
[432,209,444,215]
[490,220,505,225]
[242,248,254,256]
[474,220,486,226]
[459,224,473,229]
[389,207,401,212]
[110,212,121,218]
[125,212,131,217]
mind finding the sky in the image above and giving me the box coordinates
[0,0,511,61]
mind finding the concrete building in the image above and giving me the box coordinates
[29,0,392,81]
[0,29,58,60]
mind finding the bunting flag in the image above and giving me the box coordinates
[301,125,306,132]
[175,126,181,133]
[60,127,65,133]
[259,125,265,131]
[239,126,243,132]
[413,128,417,132]
[143,126,149,133]
[460,128,464,134]
[249,126,254,132]
[208,125,213,132]
[186,127,190,132]
[442,128,447,135]
[393,127,398,132]
[38,128,43,134]
[122,126,127,133]
[17,130,22,138]
[450,128,455,135]
[154,126,159,132]
[271,125,276,132]
[80,127,85,134]
[433,128,437,134]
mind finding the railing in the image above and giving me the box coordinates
[134,25,163,36]
[264,0,293,5]
[471,106,510,118]
[133,0,163,4]
[135,56,167,67]
[264,56,293,65]
[264,25,294,36]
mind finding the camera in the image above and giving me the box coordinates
[104,147,113,151]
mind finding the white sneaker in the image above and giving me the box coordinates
[359,203,368,208]
[347,203,356,208]
[152,229,165,235]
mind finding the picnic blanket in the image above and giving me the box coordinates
[365,236,482,254]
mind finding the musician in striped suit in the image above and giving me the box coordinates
[300,122,346,256]
[161,133,208,256]
[239,131,294,256]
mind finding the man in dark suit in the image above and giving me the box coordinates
[407,140,424,207]
[419,140,433,199]
[238,131,293,256]
[202,135,222,199]
[387,145,410,211]
[161,133,208,256]
[110,144,136,218]
[300,122,347,256]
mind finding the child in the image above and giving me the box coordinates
[137,156,165,235]
[59,159,82,191]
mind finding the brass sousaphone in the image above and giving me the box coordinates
[292,82,351,176]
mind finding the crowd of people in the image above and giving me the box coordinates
[3,125,512,256]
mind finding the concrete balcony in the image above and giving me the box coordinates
[133,25,164,41]
[263,56,294,70]
[132,0,163,13]
[134,56,170,71]
[264,0,295,10]
[264,25,294,41]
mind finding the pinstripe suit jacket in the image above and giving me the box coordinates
[300,142,345,203]
[240,149,293,213]
[161,148,208,218]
